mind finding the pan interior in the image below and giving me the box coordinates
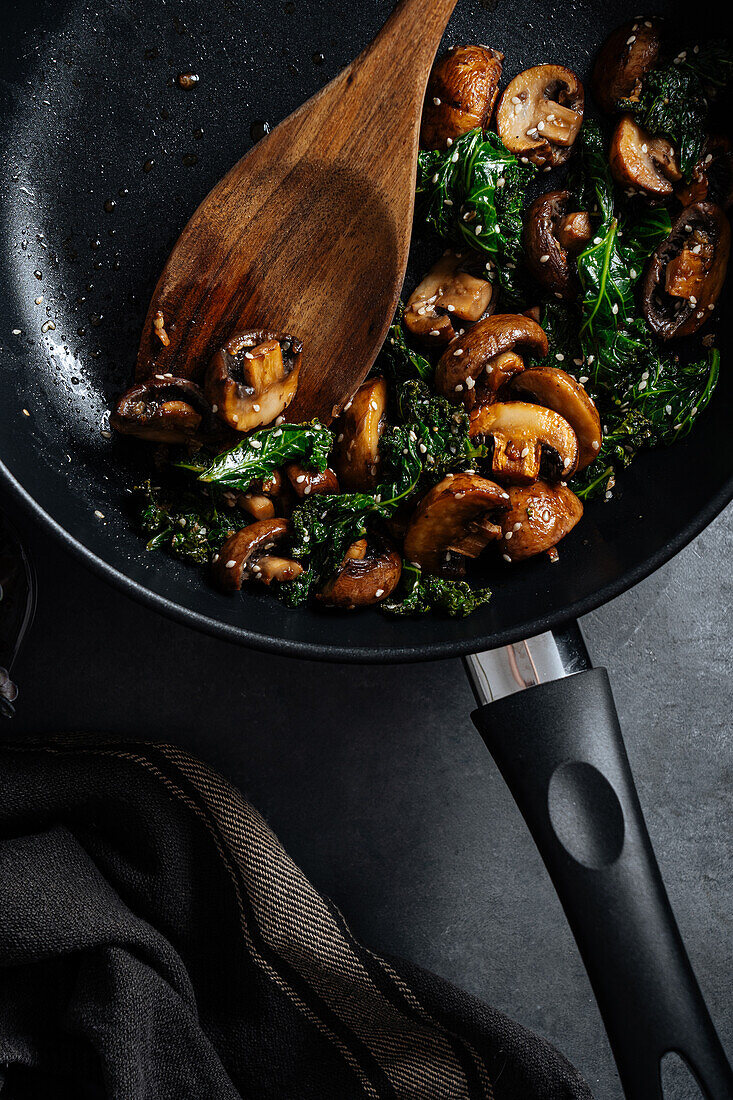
[0,0,730,660]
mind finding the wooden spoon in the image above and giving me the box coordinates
[135,0,459,423]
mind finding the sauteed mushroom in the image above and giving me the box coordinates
[677,136,733,211]
[111,376,214,443]
[510,366,602,470]
[499,482,583,561]
[238,471,290,521]
[404,252,495,347]
[495,65,584,168]
[523,191,592,299]
[332,377,387,491]
[215,518,303,591]
[285,463,339,499]
[421,45,504,150]
[469,401,579,483]
[318,539,402,607]
[205,330,302,431]
[403,473,509,576]
[640,202,731,339]
[591,17,663,114]
[609,116,681,197]
[436,313,549,409]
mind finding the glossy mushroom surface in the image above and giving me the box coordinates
[205,330,302,431]
[111,376,214,444]
[591,17,663,114]
[421,45,504,150]
[469,401,579,483]
[403,472,509,576]
[609,115,681,197]
[214,518,302,591]
[332,377,387,491]
[495,65,584,168]
[436,313,549,409]
[404,252,495,347]
[523,191,592,299]
[510,366,602,470]
[640,202,731,339]
[285,463,339,499]
[499,481,583,561]
[318,540,402,607]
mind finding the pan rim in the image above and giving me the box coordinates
[2,455,731,664]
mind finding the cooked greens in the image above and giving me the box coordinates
[383,563,492,618]
[192,422,332,490]
[137,480,249,565]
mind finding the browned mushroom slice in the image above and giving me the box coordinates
[510,366,602,471]
[591,17,663,114]
[215,518,302,592]
[420,45,504,150]
[523,191,592,300]
[318,541,402,607]
[499,482,583,561]
[111,376,213,443]
[404,252,495,347]
[285,463,339,499]
[640,202,731,340]
[495,65,584,168]
[609,116,681,197]
[677,136,733,211]
[403,473,509,576]
[436,314,549,409]
[205,330,302,431]
[332,377,387,491]
[469,401,579,483]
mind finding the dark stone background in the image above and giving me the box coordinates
[2,488,730,1099]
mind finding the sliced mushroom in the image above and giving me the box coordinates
[499,482,583,561]
[495,65,584,168]
[111,376,215,444]
[523,191,592,299]
[332,377,387,491]
[609,115,681,197]
[421,45,504,150]
[640,202,731,339]
[469,401,579,483]
[215,518,302,592]
[285,463,339,499]
[510,366,602,470]
[436,314,549,409]
[404,252,495,347]
[318,541,402,607]
[677,136,733,211]
[205,330,302,431]
[403,473,509,576]
[591,17,663,114]
[237,470,290,520]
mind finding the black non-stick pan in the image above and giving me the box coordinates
[1,1,731,1096]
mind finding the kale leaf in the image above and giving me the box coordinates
[136,480,249,565]
[383,562,492,618]
[195,422,332,491]
[380,303,433,385]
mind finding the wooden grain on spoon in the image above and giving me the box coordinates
[135,0,459,423]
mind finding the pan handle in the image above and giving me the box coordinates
[469,635,732,1100]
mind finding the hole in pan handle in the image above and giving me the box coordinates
[465,623,732,1100]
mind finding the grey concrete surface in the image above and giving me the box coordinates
[2,490,731,1099]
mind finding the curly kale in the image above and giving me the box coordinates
[383,562,492,618]
[190,422,332,491]
[379,303,433,385]
[136,480,250,565]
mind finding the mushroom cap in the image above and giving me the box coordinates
[403,472,509,575]
[215,518,301,591]
[677,136,733,211]
[111,376,214,444]
[510,366,602,471]
[436,313,549,408]
[285,463,339,499]
[332,377,387,491]
[404,252,495,348]
[318,541,402,607]
[591,17,663,115]
[205,330,302,432]
[640,202,731,340]
[495,65,584,168]
[421,45,504,150]
[469,401,579,483]
[609,115,680,197]
[523,191,582,300]
[500,481,583,561]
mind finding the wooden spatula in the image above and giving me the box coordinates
[135,0,458,423]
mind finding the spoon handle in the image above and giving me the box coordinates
[360,0,459,88]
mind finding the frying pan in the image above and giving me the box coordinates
[0,0,731,1095]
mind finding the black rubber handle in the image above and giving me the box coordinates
[472,668,732,1100]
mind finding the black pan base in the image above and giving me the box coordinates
[0,0,730,662]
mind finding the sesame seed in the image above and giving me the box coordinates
[446,304,456,312]
[593,237,602,245]
[22,408,30,416]
[94,509,105,519]
[611,303,619,315]
[573,358,583,366]
[296,474,306,484]
[641,143,648,154]
[433,96,442,106]
[454,383,463,392]
[465,376,475,389]
[446,137,453,146]
[513,521,522,531]
[304,485,312,495]
[579,375,589,384]
[225,560,237,569]
[630,268,637,279]
[689,295,697,306]
[212,404,218,413]
[453,348,464,356]
[474,224,483,235]
[232,414,239,423]
[665,404,672,415]
[419,443,427,453]
[539,254,550,263]
[638,380,647,391]
[430,329,440,336]
[555,352,564,362]
[691,406,698,415]
[592,440,600,450]
[375,588,385,598]
[505,530,513,540]
[253,403,260,412]
[520,446,530,458]
[250,438,262,448]
[451,151,459,162]
[502,553,512,563]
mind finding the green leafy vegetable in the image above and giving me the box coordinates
[383,562,492,618]
[194,422,332,491]
[136,480,249,565]
[380,303,433,384]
